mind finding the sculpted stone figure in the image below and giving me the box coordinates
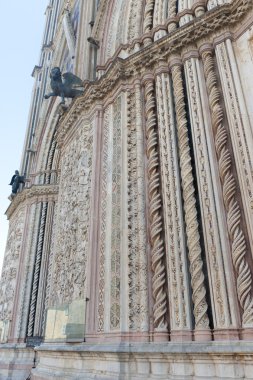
[44,67,84,104]
[9,170,25,195]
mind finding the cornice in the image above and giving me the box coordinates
[57,0,252,140]
[6,185,59,219]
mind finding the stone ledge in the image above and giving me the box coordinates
[35,341,253,354]
[30,342,253,380]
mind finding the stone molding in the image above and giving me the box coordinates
[31,342,253,379]
[6,185,59,219]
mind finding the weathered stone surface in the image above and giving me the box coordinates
[31,342,253,380]
[1,0,253,379]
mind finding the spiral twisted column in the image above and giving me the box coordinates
[27,202,48,336]
[171,63,210,333]
[167,0,178,32]
[144,78,168,332]
[201,50,253,327]
[143,0,155,44]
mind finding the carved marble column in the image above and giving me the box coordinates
[202,47,253,332]
[170,60,211,340]
[27,202,48,337]
[156,68,192,340]
[167,0,178,32]
[33,201,55,337]
[143,76,168,340]
[183,54,240,336]
[143,0,155,44]
[215,40,253,262]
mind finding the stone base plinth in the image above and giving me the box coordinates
[30,342,253,380]
[0,343,34,380]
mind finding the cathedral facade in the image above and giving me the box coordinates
[1,0,253,378]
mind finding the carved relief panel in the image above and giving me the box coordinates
[97,90,149,336]
[48,122,94,307]
[0,207,25,322]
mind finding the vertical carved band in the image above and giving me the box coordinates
[144,79,168,330]
[45,138,57,185]
[34,201,55,336]
[168,1,178,20]
[144,0,155,33]
[156,72,192,332]
[110,97,122,330]
[27,202,48,336]
[202,50,253,326]
[171,64,209,330]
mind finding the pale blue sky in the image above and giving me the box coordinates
[0,1,49,271]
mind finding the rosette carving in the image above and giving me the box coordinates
[171,64,210,329]
[202,50,253,326]
[144,79,168,330]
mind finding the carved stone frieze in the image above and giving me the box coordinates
[0,207,25,322]
[127,86,149,332]
[110,97,122,330]
[97,97,123,333]
[104,0,122,62]
[126,0,144,43]
[49,123,93,306]
[17,203,41,339]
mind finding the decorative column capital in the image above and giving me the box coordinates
[168,56,183,70]
[181,48,199,63]
[199,43,214,56]
[192,1,206,17]
[141,73,155,85]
